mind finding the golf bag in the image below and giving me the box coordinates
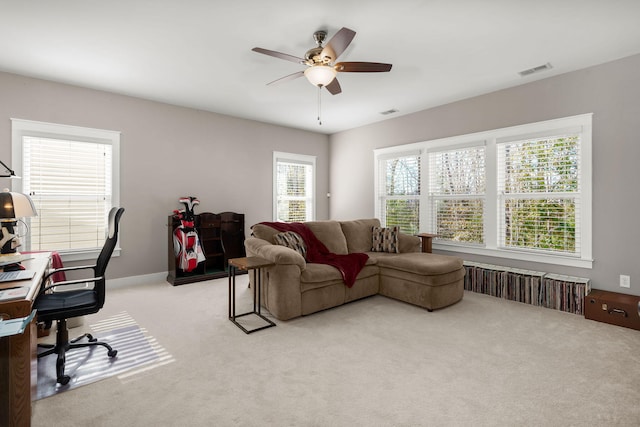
[172,196,205,273]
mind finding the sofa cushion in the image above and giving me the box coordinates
[398,233,421,253]
[340,218,381,253]
[301,264,379,290]
[379,262,466,287]
[374,252,463,276]
[305,221,349,254]
[371,226,400,253]
[273,231,307,258]
[301,263,343,285]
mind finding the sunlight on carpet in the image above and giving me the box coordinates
[37,311,174,400]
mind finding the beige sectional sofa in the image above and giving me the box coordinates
[245,218,465,320]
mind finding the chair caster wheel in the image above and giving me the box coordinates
[87,334,97,342]
[58,375,71,385]
[108,349,118,357]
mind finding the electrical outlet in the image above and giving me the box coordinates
[620,274,631,288]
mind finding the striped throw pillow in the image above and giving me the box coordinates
[371,226,400,253]
[274,231,307,258]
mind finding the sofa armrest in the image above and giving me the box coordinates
[244,236,305,320]
[398,233,421,253]
[244,237,306,269]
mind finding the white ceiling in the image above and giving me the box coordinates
[2,1,640,134]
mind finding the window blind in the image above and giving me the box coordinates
[428,145,485,244]
[378,153,421,234]
[497,134,581,255]
[275,159,313,222]
[22,136,112,252]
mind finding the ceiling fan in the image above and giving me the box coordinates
[252,27,392,95]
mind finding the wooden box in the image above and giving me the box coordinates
[584,290,640,331]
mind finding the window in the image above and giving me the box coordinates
[428,143,485,244]
[11,119,120,261]
[374,114,592,268]
[497,134,581,255]
[375,151,421,234]
[273,152,315,222]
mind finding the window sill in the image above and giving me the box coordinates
[433,243,593,269]
[57,248,121,264]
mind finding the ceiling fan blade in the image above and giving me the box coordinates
[335,62,393,72]
[325,78,342,95]
[252,47,304,64]
[321,27,356,62]
[266,71,305,85]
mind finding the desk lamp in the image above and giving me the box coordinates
[0,158,20,179]
[0,189,37,255]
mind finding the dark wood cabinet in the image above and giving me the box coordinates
[198,212,224,273]
[167,212,246,285]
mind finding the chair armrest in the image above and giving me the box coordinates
[42,264,96,282]
[41,276,102,293]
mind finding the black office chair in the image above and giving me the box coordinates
[35,207,125,385]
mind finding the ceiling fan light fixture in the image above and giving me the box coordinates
[304,65,337,87]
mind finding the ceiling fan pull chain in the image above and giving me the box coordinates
[317,86,322,125]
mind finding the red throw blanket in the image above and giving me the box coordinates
[261,222,368,288]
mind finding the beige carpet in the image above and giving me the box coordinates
[32,275,640,426]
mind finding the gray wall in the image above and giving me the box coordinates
[329,53,640,295]
[3,52,639,294]
[0,71,330,279]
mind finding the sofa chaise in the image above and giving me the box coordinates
[244,218,465,320]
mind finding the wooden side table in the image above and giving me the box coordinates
[416,233,437,253]
[228,257,276,334]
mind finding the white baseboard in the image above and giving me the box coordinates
[106,272,168,289]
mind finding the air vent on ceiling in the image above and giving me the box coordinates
[380,108,399,115]
[519,62,553,77]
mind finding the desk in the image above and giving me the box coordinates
[0,252,51,427]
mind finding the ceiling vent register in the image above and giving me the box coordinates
[519,62,553,77]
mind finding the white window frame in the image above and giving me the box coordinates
[374,114,592,269]
[273,151,316,222]
[11,118,121,262]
